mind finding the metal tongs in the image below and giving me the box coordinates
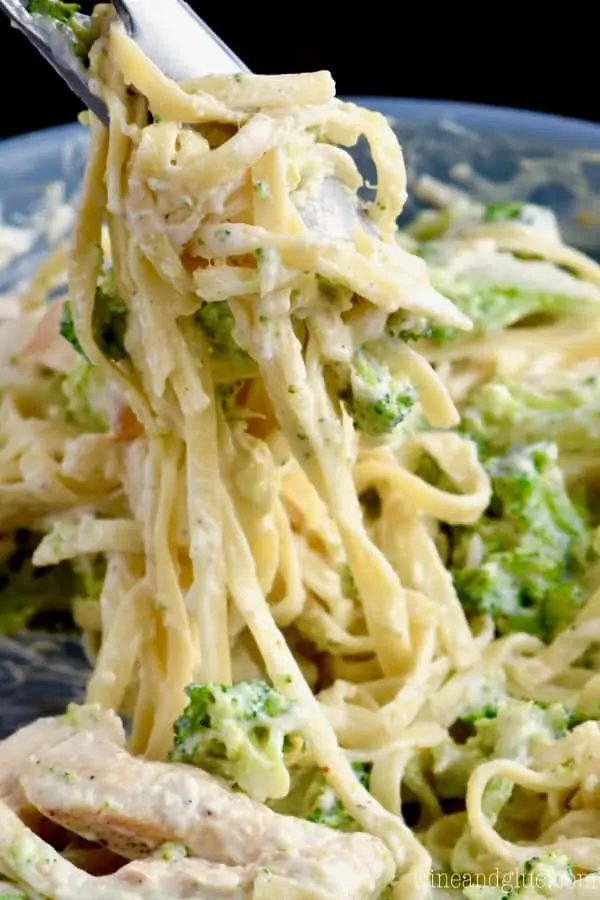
[0,0,371,238]
[0,0,248,123]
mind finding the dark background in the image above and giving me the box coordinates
[1,4,597,138]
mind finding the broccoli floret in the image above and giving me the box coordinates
[409,198,558,245]
[59,281,128,362]
[462,375,600,454]
[414,450,461,495]
[93,284,128,361]
[272,762,369,832]
[0,532,106,637]
[335,346,416,437]
[429,284,590,345]
[385,310,433,342]
[27,0,98,61]
[194,302,257,379]
[516,854,574,897]
[169,680,303,803]
[464,852,574,898]
[450,671,508,729]
[304,762,370,831]
[481,202,562,235]
[432,699,569,804]
[448,442,594,640]
[194,302,239,355]
[72,555,106,602]
[215,381,244,417]
[482,202,526,223]
[408,208,452,242]
[433,700,570,878]
[409,198,592,343]
[28,0,78,21]
[424,616,575,874]
[0,531,79,636]
[458,705,498,725]
[59,301,84,357]
[60,357,108,432]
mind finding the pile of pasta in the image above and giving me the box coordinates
[4,4,600,898]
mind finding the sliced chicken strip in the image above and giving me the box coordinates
[0,799,392,900]
[0,705,124,817]
[115,857,248,899]
[0,799,130,900]
[19,732,393,888]
[114,841,393,899]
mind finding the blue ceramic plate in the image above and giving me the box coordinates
[2,99,600,734]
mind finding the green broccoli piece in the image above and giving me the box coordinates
[60,357,108,433]
[335,346,417,437]
[462,374,600,454]
[304,762,370,831]
[72,554,106,603]
[59,279,128,362]
[93,284,128,361]
[59,300,84,357]
[215,381,243,417]
[432,699,569,805]
[194,302,258,380]
[463,852,574,898]
[409,198,554,245]
[450,671,508,730]
[429,283,590,345]
[169,680,303,803]
[385,310,433,342]
[408,208,452,242]
[481,202,562,233]
[27,0,79,23]
[448,442,594,640]
[194,302,239,355]
[271,762,370,832]
[414,450,461,495]
[0,531,79,636]
[458,705,498,725]
[27,0,99,62]
[482,202,526,223]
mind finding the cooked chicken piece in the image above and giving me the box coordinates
[115,857,248,899]
[20,732,393,893]
[0,798,392,900]
[0,706,124,817]
[20,297,78,374]
[114,841,393,899]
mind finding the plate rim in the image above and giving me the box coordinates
[1,98,600,151]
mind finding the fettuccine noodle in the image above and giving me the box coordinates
[3,5,600,899]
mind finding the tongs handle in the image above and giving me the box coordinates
[0,0,250,128]
[0,0,108,123]
[112,0,250,81]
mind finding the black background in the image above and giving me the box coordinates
[1,3,597,139]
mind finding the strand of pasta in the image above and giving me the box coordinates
[219,458,432,899]
[466,759,595,869]
[236,305,414,674]
[86,579,150,710]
